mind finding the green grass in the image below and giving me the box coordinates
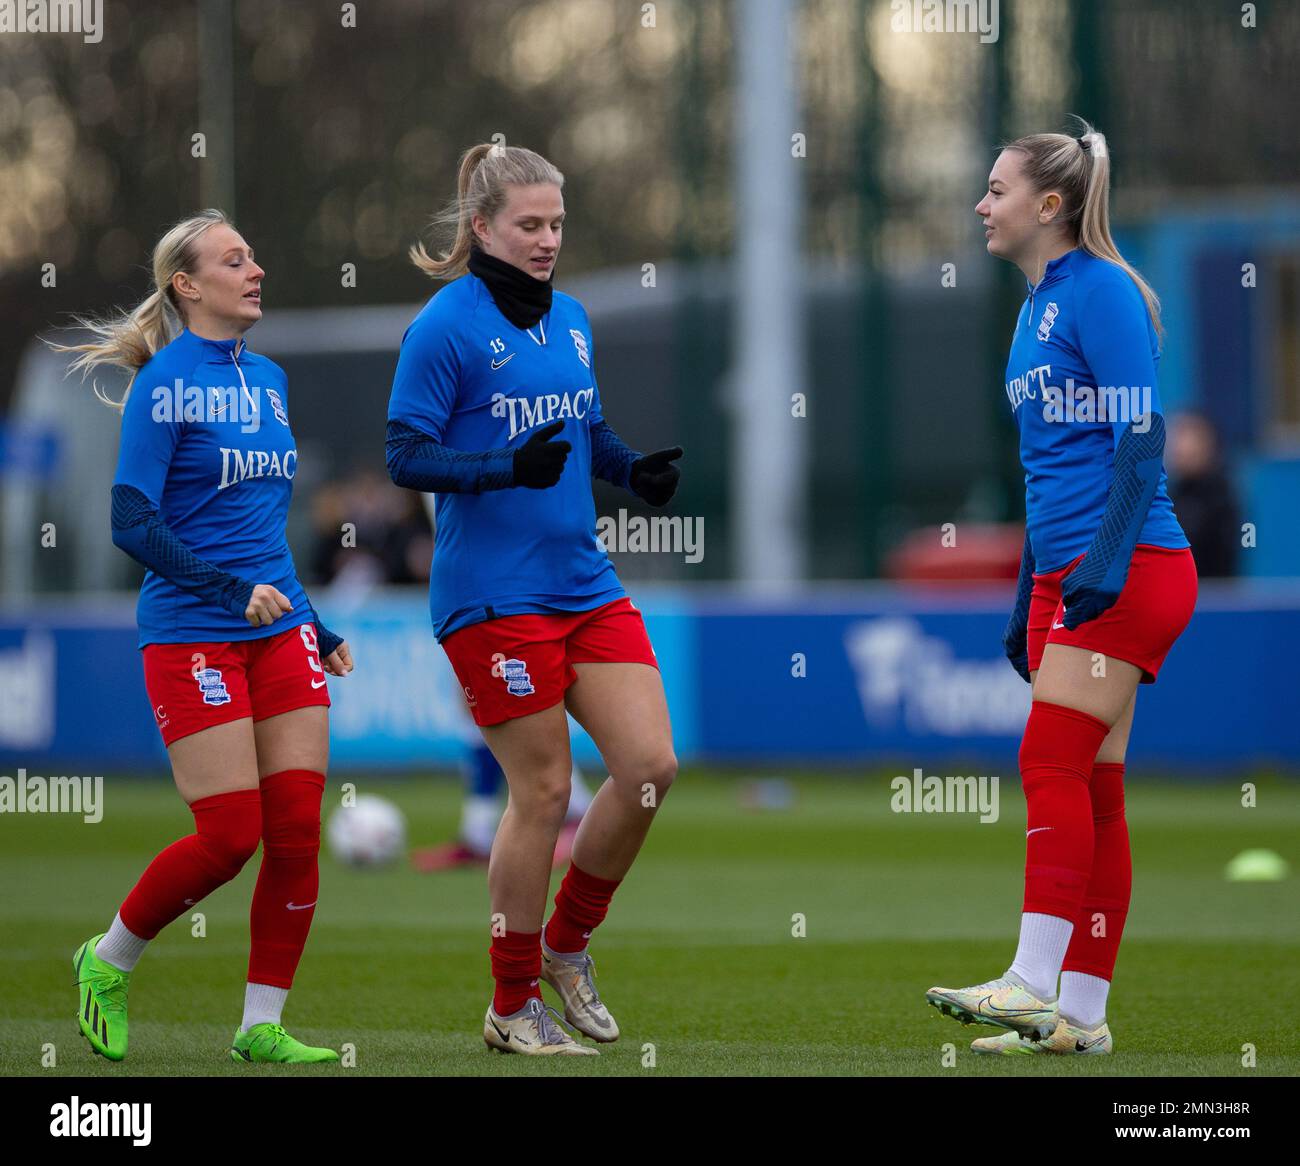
[3,772,1297,1076]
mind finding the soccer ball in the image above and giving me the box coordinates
[326,795,407,867]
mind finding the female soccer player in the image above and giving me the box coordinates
[53,209,352,1064]
[925,123,1197,1055]
[387,144,683,1055]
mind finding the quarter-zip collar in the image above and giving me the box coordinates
[181,326,249,359]
[1024,247,1079,327]
[1025,247,1079,295]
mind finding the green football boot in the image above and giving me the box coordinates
[231,1022,340,1064]
[73,933,130,1061]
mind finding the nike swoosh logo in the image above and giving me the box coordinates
[489,1018,511,1043]
[1052,620,1066,630]
[978,995,1046,1016]
[1075,1036,1106,1051]
[311,678,327,689]
[285,900,317,911]
[491,354,515,370]
[1026,826,1053,836]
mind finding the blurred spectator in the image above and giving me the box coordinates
[1168,411,1240,578]
[311,470,432,585]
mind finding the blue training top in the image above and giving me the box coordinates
[112,327,312,647]
[387,273,639,642]
[1002,248,1188,573]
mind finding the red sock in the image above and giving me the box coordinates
[1020,701,1109,920]
[544,863,622,955]
[491,930,542,1016]
[119,788,262,940]
[248,770,325,990]
[1062,762,1131,981]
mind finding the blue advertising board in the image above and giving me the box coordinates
[0,584,1295,775]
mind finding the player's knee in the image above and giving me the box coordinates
[515,764,572,824]
[626,749,677,805]
[198,814,263,879]
[262,806,322,857]
[260,773,325,857]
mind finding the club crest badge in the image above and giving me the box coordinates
[569,329,590,368]
[266,388,289,426]
[1037,301,1060,342]
[501,658,535,698]
[194,667,232,706]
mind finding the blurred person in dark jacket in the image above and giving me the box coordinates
[1168,411,1240,578]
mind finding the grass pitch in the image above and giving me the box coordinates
[3,772,1297,1076]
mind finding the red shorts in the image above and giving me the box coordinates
[441,597,659,727]
[142,621,331,746]
[1027,544,1197,683]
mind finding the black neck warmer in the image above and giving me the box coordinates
[467,246,553,329]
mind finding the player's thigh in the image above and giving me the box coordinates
[1094,692,1137,765]
[253,705,330,778]
[564,662,676,787]
[1032,643,1142,728]
[479,700,573,801]
[167,718,261,805]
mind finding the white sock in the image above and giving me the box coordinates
[461,795,500,856]
[94,913,148,972]
[1059,971,1109,1028]
[1007,912,1071,999]
[565,764,594,820]
[242,982,289,1031]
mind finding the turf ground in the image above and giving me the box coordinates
[3,772,1297,1077]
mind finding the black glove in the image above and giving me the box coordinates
[513,420,571,489]
[629,446,684,507]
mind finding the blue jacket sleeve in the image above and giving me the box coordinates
[111,484,255,617]
[575,306,641,490]
[589,418,641,491]
[110,359,254,617]
[1063,274,1166,628]
[302,595,343,658]
[385,420,516,493]
[386,303,517,493]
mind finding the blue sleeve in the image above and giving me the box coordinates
[109,359,254,616]
[113,359,181,502]
[385,307,516,493]
[386,419,516,493]
[387,309,461,442]
[1062,274,1166,627]
[1076,272,1161,451]
[1010,527,1035,625]
[589,419,640,491]
[111,484,254,617]
[302,594,344,658]
[575,305,641,489]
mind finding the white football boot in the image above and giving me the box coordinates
[925,972,1059,1041]
[483,996,598,1055]
[541,942,620,1043]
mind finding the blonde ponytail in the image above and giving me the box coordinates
[1003,119,1162,341]
[47,209,231,410]
[410,143,564,281]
